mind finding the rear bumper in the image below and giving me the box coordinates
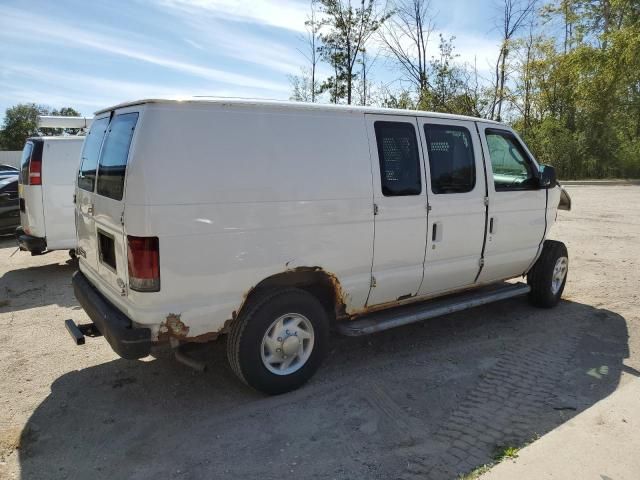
[15,227,47,252]
[72,270,151,359]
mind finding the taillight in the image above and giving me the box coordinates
[127,236,160,292]
[29,158,41,185]
[28,142,43,185]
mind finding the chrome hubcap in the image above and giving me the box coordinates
[551,256,568,295]
[260,313,314,375]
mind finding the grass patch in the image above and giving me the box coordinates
[492,444,520,462]
[457,444,523,479]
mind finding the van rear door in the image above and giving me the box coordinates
[93,111,139,295]
[76,115,109,269]
[76,109,140,296]
[18,139,45,237]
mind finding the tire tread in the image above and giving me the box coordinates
[527,240,568,308]
[226,287,327,393]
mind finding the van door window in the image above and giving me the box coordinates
[485,129,537,191]
[96,113,139,201]
[374,121,422,196]
[78,117,110,192]
[423,124,476,194]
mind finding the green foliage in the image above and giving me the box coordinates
[381,89,417,109]
[511,0,640,178]
[315,0,390,104]
[492,444,520,461]
[0,103,82,150]
[0,103,48,150]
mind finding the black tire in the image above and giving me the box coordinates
[527,240,568,308]
[227,287,329,395]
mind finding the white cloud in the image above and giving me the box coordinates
[0,5,290,93]
[157,0,310,33]
[0,65,285,116]
[165,12,303,75]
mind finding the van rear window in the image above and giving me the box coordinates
[96,113,138,201]
[78,117,109,192]
[19,141,34,184]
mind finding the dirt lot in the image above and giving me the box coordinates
[1,185,639,480]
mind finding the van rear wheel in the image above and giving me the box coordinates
[527,240,568,308]
[226,288,329,395]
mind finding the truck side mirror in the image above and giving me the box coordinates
[539,165,557,189]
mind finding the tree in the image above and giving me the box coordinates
[427,34,463,111]
[380,0,435,104]
[490,0,537,121]
[316,0,390,104]
[291,1,323,102]
[0,104,82,150]
[0,103,49,150]
[289,69,318,102]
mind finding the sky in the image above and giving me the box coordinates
[0,0,504,122]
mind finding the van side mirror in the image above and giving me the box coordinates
[539,165,557,189]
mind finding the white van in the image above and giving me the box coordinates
[17,136,85,255]
[68,98,571,394]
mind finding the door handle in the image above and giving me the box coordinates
[432,222,442,243]
[489,217,495,234]
[87,203,94,215]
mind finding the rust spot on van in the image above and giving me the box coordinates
[158,313,189,340]
[158,267,354,345]
[157,313,222,343]
[285,266,350,319]
[325,270,349,318]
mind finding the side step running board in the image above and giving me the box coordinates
[337,282,531,337]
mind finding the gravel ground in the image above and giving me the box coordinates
[0,185,638,480]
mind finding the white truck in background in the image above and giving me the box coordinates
[16,116,91,256]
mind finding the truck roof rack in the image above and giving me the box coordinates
[37,116,93,129]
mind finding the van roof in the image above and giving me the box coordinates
[94,97,502,124]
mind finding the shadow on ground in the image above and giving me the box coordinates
[17,298,633,479]
[0,233,17,247]
[0,257,77,312]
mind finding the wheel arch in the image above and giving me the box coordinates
[238,267,347,323]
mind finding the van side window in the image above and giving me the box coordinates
[96,113,139,201]
[485,129,537,191]
[423,124,476,194]
[374,121,422,196]
[78,117,109,192]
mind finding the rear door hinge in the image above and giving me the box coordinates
[120,212,125,226]
[484,196,489,207]
[479,258,485,268]
[373,203,379,215]
[370,276,377,288]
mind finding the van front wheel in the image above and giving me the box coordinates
[227,288,329,395]
[527,240,568,308]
